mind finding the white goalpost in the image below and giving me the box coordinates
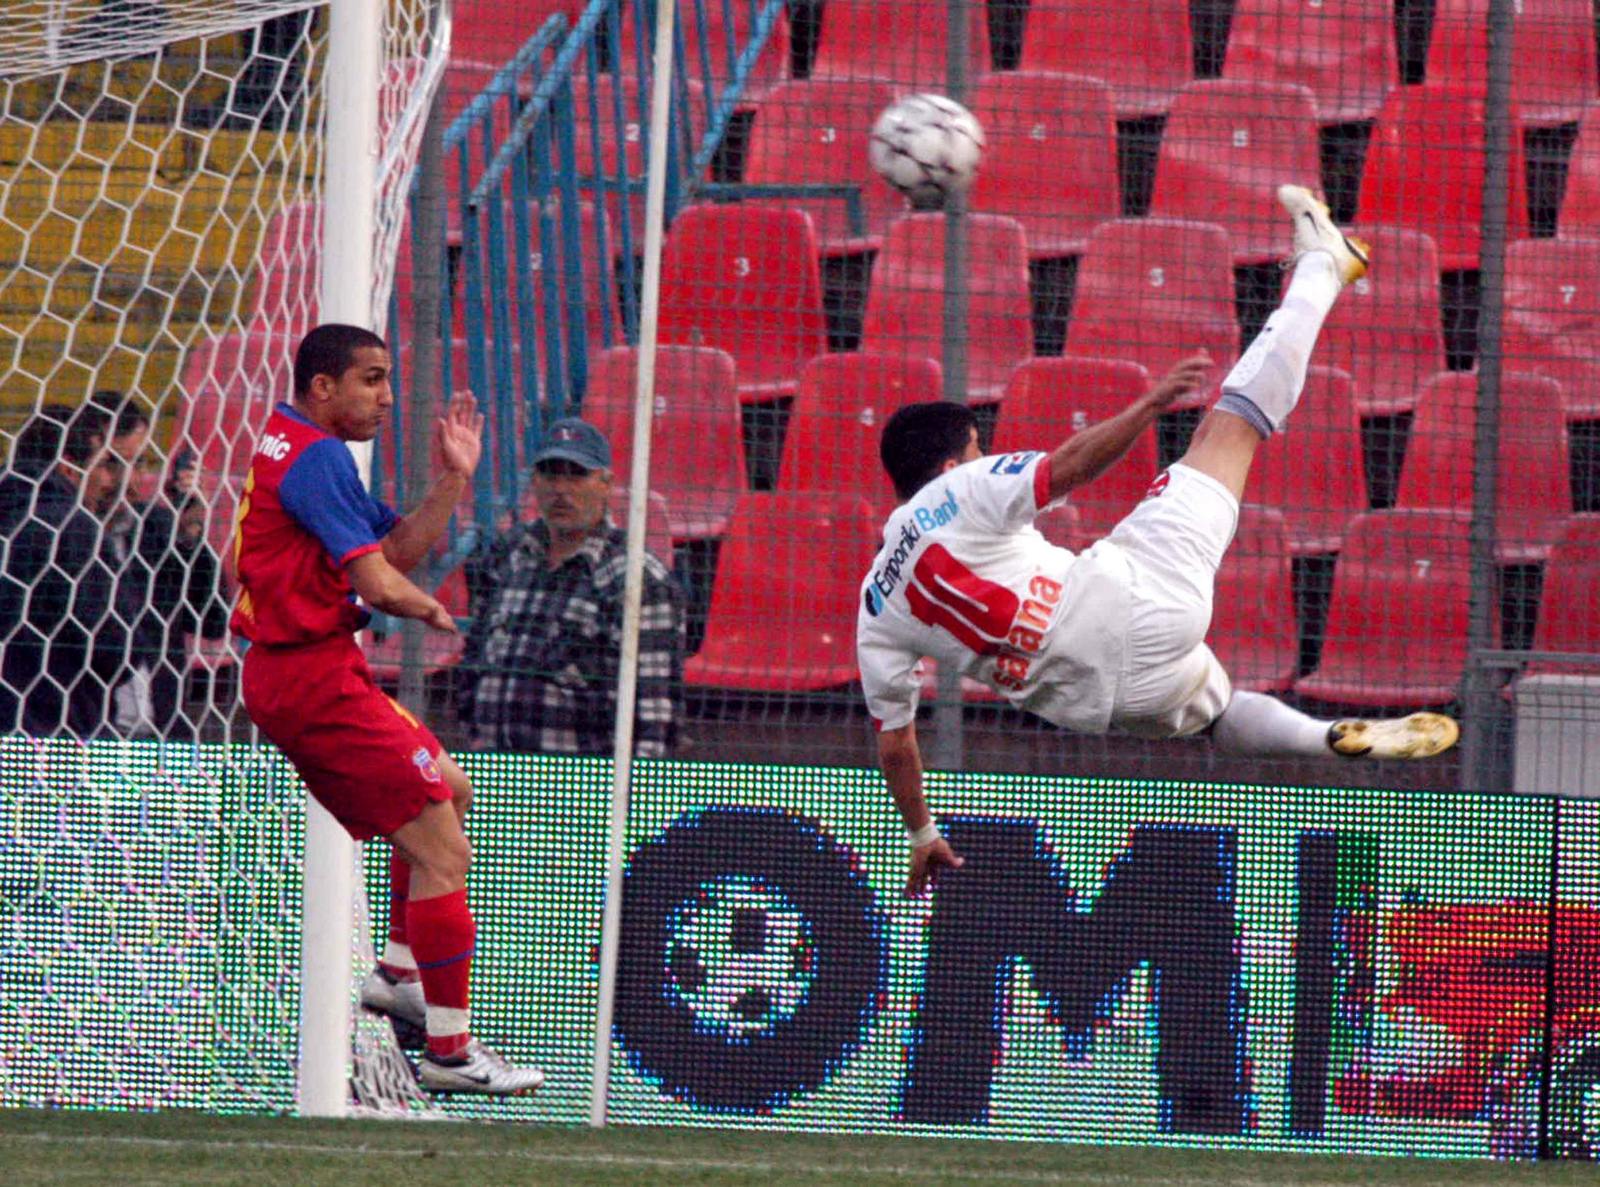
[0,0,448,1119]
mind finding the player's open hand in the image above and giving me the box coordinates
[436,390,485,479]
[420,599,459,634]
[906,837,964,897]
[1147,353,1213,412]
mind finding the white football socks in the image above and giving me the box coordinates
[1215,251,1343,438]
[1211,690,1333,758]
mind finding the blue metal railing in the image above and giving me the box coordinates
[382,0,785,584]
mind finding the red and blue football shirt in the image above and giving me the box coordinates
[231,403,398,646]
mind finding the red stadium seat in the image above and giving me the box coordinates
[860,212,1032,405]
[1062,218,1239,412]
[776,352,943,512]
[445,0,580,121]
[1018,0,1192,119]
[1317,224,1447,417]
[1148,79,1323,264]
[1356,84,1529,271]
[809,0,990,90]
[565,73,705,231]
[1394,370,1572,563]
[1502,237,1600,420]
[968,72,1120,259]
[685,491,880,690]
[742,78,907,254]
[1249,366,1368,556]
[1526,514,1600,677]
[1221,0,1398,124]
[1294,508,1478,706]
[618,0,791,104]
[1424,0,1597,126]
[579,345,747,541]
[658,203,828,403]
[990,356,1157,538]
[1210,504,1298,693]
[1560,106,1600,235]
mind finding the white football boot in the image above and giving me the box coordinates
[1278,184,1370,286]
[419,1039,546,1096]
[359,968,426,1029]
[1328,712,1461,759]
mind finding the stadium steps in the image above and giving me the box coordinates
[0,47,246,123]
[0,319,188,421]
[0,121,318,180]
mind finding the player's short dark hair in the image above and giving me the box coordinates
[11,402,110,476]
[293,324,388,397]
[879,401,978,500]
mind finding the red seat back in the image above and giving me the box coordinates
[1019,0,1192,118]
[252,202,318,339]
[1250,366,1368,555]
[1559,106,1600,235]
[1425,0,1597,126]
[1318,225,1448,417]
[1394,370,1572,563]
[1294,508,1478,706]
[810,0,989,89]
[581,345,746,541]
[1502,237,1600,420]
[968,71,1119,259]
[743,78,906,253]
[1221,0,1398,123]
[1529,514,1600,675]
[685,491,880,690]
[658,204,827,399]
[1356,83,1529,270]
[776,352,943,512]
[1210,504,1298,692]
[1063,218,1238,411]
[991,356,1156,537]
[861,213,1033,404]
[1149,79,1323,263]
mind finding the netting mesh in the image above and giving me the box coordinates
[5,0,1600,1142]
[0,0,444,1114]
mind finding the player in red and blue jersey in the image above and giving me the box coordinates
[233,323,542,1095]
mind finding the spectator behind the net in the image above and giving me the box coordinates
[0,402,125,737]
[456,418,684,756]
[136,454,230,738]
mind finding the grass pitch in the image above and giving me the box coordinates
[5,1108,1600,1186]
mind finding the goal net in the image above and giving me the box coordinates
[0,0,446,1115]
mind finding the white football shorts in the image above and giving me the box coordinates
[1104,462,1240,738]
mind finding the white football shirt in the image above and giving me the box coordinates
[857,451,1133,733]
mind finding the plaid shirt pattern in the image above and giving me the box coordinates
[458,519,683,756]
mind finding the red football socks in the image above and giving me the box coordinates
[407,887,476,1059]
[378,849,420,983]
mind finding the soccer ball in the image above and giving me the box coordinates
[666,876,817,1040]
[868,93,986,207]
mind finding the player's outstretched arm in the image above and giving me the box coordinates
[877,722,964,896]
[348,551,458,633]
[382,391,484,573]
[1042,353,1212,503]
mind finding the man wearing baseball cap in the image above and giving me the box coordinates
[456,418,684,756]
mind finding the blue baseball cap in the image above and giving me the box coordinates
[532,418,612,472]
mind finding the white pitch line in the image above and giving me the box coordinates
[0,1130,1439,1187]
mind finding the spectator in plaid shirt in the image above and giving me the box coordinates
[457,419,684,756]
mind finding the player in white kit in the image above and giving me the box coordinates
[858,186,1461,894]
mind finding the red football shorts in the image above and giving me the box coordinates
[242,635,452,840]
